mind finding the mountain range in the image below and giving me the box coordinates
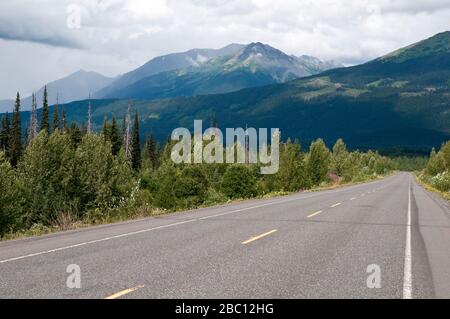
[0,70,115,113]
[3,31,450,152]
[96,42,342,100]
[0,43,340,113]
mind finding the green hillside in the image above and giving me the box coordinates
[6,32,450,152]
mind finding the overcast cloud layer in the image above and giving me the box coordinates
[0,0,449,99]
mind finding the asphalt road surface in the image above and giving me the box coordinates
[1,173,449,299]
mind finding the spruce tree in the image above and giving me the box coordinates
[110,116,121,156]
[121,114,126,143]
[102,118,109,138]
[0,113,11,153]
[145,132,158,169]
[10,92,22,166]
[41,86,50,133]
[131,112,141,170]
[52,104,60,132]
[61,106,67,133]
[211,114,217,128]
[23,127,29,148]
[67,123,83,147]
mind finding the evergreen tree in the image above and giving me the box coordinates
[211,115,217,128]
[131,112,141,170]
[121,114,126,143]
[67,123,83,147]
[87,98,92,134]
[0,113,11,154]
[145,132,158,169]
[41,86,50,133]
[23,127,29,148]
[102,116,121,156]
[102,118,109,137]
[52,105,60,132]
[109,116,121,156]
[61,106,67,133]
[10,92,22,166]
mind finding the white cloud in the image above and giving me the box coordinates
[0,0,449,99]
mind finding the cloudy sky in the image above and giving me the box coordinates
[0,0,449,99]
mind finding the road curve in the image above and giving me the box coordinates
[0,172,449,299]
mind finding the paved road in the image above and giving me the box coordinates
[0,173,449,299]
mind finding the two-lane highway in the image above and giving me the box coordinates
[0,173,449,299]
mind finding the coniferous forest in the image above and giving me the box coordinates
[0,89,448,239]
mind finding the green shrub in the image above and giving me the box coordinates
[18,131,76,226]
[221,164,257,199]
[174,165,209,207]
[431,171,450,192]
[74,135,135,214]
[0,152,17,236]
[306,139,330,186]
[153,163,178,209]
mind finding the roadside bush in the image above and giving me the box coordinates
[153,163,178,209]
[174,165,209,207]
[440,142,450,170]
[18,131,76,226]
[306,139,330,186]
[431,171,450,192]
[221,164,257,199]
[426,148,445,176]
[75,135,135,215]
[0,151,17,236]
[274,140,308,191]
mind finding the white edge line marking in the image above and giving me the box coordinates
[0,220,196,264]
[1,194,319,264]
[0,176,395,264]
[403,175,413,299]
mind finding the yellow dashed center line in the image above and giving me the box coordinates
[331,203,342,208]
[242,229,278,245]
[307,210,323,218]
[350,197,357,201]
[105,285,145,299]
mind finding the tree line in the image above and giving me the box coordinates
[0,88,409,238]
[422,142,450,193]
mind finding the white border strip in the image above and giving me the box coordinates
[403,175,413,299]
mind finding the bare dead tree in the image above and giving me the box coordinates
[29,93,38,142]
[124,100,132,160]
[87,93,92,134]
